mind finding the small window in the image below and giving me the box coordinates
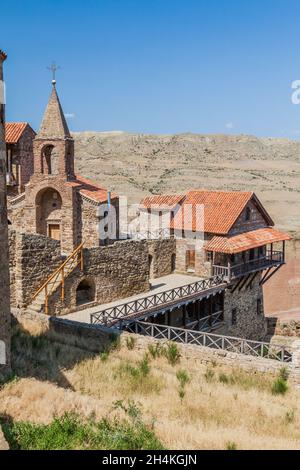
[231,308,237,326]
[257,299,262,316]
[206,251,213,262]
[245,207,251,221]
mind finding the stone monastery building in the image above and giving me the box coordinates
[7,81,118,253]
[0,53,293,360]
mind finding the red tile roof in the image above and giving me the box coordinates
[5,122,29,144]
[140,194,185,210]
[170,190,273,235]
[205,228,291,254]
[66,175,118,204]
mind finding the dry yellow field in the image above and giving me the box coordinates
[1,324,300,450]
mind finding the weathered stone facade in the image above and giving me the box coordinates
[9,230,151,315]
[223,273,266,340]
[8,83,119,253]
[147,238,176,278]
[6,123,36,197]
[0,50,11,376]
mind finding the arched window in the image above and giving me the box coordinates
[76,279,95,306]
[41,145,59,175]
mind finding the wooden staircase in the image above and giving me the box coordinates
[28,242,84,315]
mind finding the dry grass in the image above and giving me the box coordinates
[2,326,300,449]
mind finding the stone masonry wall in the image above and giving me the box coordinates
[223,273,267,340]
[147,238,176,278]
[0,51,11,376]
[47,239,150,315]
[9,230,62,308]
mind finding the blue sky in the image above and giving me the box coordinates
[2,0,300,137]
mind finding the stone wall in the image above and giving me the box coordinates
[119,331,300,384]
[175,237,211,277]
[0,50,11,376]
[147,237,176,278]
[223,273,267,340]
[12,308,115,354]
[47,239,150,315]
[8,230,62,308]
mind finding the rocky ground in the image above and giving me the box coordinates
[73,131,300,236]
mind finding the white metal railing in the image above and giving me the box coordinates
[125,321,292,363]
[90,276,226,326]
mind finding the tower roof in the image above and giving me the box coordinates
[37,84,71,140]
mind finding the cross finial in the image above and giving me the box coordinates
[47,61,60,85]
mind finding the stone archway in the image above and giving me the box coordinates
[76,278,95,306]
[35,187,62,240]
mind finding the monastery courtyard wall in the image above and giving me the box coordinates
[8,230,176,315]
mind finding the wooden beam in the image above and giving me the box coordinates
[244,272,257,291]
[231,277,244,294]
[260,265,282,285]
[259,267,272,286]
[238,274,252,292]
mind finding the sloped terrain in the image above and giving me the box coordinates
[73,132,300,235]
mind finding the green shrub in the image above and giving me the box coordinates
[219,373,229,384]
[279,367,289,381]
[100,351,109,362]
[272,377,288,396]
[226,441,237,450]
[163,342,180,366]
[176,369,190,389]
[148,343,163,359]
[125,336,136,351]
[284,409,295,424]
[138,355,150,377]
[0,410,164,450]
[204,368,215,382]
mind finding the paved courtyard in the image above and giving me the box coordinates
[64,273,203,323]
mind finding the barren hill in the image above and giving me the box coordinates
[73,132,300,235]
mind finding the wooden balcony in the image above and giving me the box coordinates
[212,250,284,282]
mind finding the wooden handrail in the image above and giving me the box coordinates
[32,242,84,301]
[30,242,84,314]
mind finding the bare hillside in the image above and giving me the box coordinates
[73,132,300,235]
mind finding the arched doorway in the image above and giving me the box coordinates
[35,188,62,240]
[76,279,95,306]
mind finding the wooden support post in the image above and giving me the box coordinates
[183,304,187,328]
[270,243,273,261]
[283,240,285,263]
[209,296,212,328]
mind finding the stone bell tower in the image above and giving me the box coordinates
[32,79,75,180]
[0,49,11,376]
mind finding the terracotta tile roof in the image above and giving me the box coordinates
[140,194,185,210]
[5,122,29,144]
[205,228,291,254]
[170,190,272,234]
[66,175,118,204]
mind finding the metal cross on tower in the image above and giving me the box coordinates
[47,61,60,84]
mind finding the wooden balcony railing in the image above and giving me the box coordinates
[90,275,226,326]
[213,250,284,281]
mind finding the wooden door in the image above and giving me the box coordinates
[49,224,61,241]
[186,249,196,271]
